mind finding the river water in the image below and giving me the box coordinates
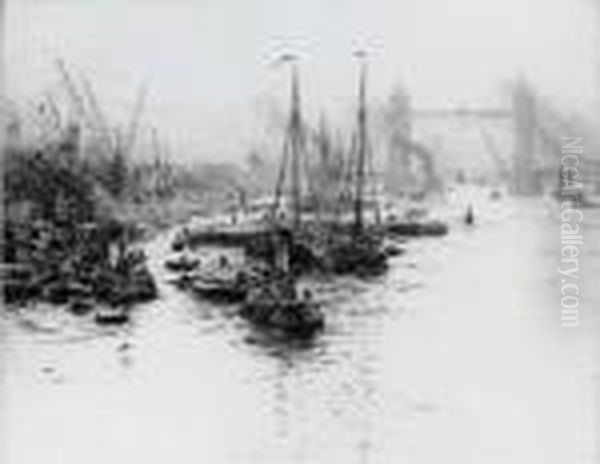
[1,192,598,464]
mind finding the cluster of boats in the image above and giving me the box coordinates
[162,58,451,338]
[165,244,324,338]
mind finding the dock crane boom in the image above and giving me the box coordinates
[78,73,114,153]
[477,124,511,181]
[54,58,94,131]
[123,82,148,157]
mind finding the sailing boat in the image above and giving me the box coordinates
[324,54,388,276]
[248,56,324,273]
[248,54,386,276]
[240,226,324,338]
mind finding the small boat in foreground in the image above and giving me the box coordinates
[382,240,405,257]
[190,273,248,303]
[95,305,129,325]
[241,278,324,338]
[239,225,324,337]
[164,252,200,273]
[385,219,448,237]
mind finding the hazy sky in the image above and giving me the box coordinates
[5,0,598,163]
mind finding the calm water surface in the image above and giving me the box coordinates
[1,193,598,464]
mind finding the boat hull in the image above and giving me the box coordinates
[95,306,129,325]
[240,300,324,338]
[190,280,247,303]
[385,220,448,237]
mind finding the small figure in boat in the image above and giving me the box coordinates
[302,288,313,301]
[172,227,191,251]
[219,255,230,269]
[465,204,475,225]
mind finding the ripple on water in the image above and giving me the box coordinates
[2,200,598,463]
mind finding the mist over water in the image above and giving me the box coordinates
[2,1,599,462]
[5,0,597,163]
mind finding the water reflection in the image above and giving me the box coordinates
[1,198,598,464]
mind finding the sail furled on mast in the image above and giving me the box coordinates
[272,58,313,228]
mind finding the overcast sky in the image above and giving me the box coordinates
[5,0,598,164]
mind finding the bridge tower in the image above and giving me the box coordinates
[511,78,543,195]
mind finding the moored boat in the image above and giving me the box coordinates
[385,220,448,237]
[164,252,200,273]
[325,231,388,276]
[95,305,129,325]
[189,273,248,303]
[240,277,323,338]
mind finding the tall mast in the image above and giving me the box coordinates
[354,52,368,233]
[289,62,302,229]
[272,54,303,228]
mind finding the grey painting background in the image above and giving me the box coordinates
[1,1,599,464]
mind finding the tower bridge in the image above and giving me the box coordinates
[385,78,598,196]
